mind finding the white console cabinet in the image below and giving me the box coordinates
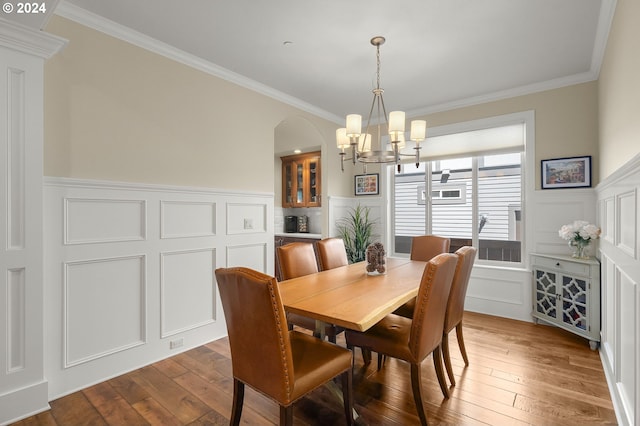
[531,253,600,350]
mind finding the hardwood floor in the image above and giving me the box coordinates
[12,312,617,425]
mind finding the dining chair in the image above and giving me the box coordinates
[277,242,343,343]
[277,242,319,280]
[393,235,451,318]
[215,267,354,426]
[441,246,477,386]
[316,237,349,271]
[345,253,458,425]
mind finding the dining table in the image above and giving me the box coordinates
[278,256,428,338]
[278,256,429,418]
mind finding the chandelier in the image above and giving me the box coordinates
[336,36,426,172]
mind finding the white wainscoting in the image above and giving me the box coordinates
[596,154,640,426]
[44,177,273,399]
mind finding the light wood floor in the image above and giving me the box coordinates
[12,312,617,425]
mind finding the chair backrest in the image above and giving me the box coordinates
[317,238,349,270]
[215,267,294,404]
[444,246,477,333]
[410,235,451,261]
[277,242,319,280]
[409,253,458,361]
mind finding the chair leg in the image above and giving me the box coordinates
[432,346,450,399]
[231,379,244,426]
[361,348,372,365]
[456,323,469,366]
[442,332,456,386]
[410,363,429,426]
[377,353,386,370]
[280,405,293,426]
[341,370,354,425]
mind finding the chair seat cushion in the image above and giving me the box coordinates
[393,298,416,319]
[287,313,344,337]
[345,314,417,363]
[288,331,352,402]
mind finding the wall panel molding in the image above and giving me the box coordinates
[596,154,640,426]
[64,198,147,244]
[44,177,274,399]
[161,201,216,239]
[63,255,146,368]
[160,248,216,338]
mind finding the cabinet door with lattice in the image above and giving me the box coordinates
[534,268,558,321]
[561,274,590,332]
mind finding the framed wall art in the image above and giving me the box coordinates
[355,173,379,196]
[541,156,592,189]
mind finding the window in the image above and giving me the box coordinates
[391,114,531,265]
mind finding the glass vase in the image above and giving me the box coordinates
[569,240,589,259]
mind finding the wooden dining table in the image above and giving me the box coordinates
[278,257,428,335]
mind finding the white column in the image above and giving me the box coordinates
[0,19,66,424]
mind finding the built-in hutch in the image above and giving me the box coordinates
[281,151,321,208]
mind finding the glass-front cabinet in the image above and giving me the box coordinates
[531,253,600,350]
[281,151,321,208]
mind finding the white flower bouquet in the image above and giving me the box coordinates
[558,220,601,258]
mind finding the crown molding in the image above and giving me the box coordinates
[53,0,616,125]
[0,17,67,58]
[54,1,342,124]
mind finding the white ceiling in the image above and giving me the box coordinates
[7,0,616,124]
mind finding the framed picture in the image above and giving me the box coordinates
[355,173,379,196]
[541,156,592,189]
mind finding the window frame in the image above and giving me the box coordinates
[386,111,535,269]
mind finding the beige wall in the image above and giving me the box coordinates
[44,16,344,194]
[598,0,640,180]
[45,15,602,196]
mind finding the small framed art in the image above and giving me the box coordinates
[541,156,592,189]
[355,173,379,196]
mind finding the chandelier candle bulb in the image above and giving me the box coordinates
[389,111,405,132]
[336,128,350,149]
[358,134,372,153]
[410,120,427,141]
[346,114,362,137]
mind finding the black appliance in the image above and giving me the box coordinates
[285,215,298,233]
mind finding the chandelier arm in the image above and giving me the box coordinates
[361,93,378,152]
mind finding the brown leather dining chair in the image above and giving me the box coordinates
[345,253,458,426]
[441,246,477,386]
[316,237,349,271]
[393,235,451,318]
[215,267,354,426]
[277,242,343,343]
[277,242,319,280]
[393,246,477,388]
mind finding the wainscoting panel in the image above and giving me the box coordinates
[44,178,274,399]
[226,243,267,271]
[617,267,637,421]
[616,190,637,258]
[226,202,267,235]
[7,268,26,372]
[596,154,640,426]
[160,248,216,338]
[64,198,146,244]
[64,255,146,367]
[160,201,216,239]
